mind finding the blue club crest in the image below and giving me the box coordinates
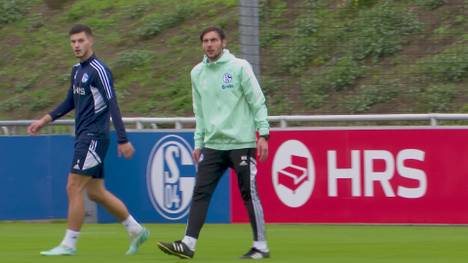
[81,73,89,83]
[223,73,232,84]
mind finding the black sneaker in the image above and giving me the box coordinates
[240,247,270,259]
[157,240,194,259]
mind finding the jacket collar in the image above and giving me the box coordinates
[80,53,96,66]
[203,49,233,65]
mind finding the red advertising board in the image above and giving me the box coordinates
[231,128,468,224]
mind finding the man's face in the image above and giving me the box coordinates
[70,32,93,60]
[202,31,225,61]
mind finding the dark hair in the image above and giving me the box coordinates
[199,26,225,41]
[69,24,93,36]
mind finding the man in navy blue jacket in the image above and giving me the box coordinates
[28,24,149,256]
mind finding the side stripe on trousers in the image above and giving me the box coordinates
[249,157,266,241]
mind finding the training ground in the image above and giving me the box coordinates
[1,222,467,262]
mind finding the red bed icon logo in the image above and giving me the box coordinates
[272,140,314,208]
[278,155,309,192]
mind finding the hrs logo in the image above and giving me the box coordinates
[73,85,85,95]
[272,140,427,208]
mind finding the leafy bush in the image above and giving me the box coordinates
[460,104,468,113]
[349,2,422,61]
[303,87,329,109]
[82,17,115,30]
[43,0,71,10]
[420,45,468,82]
[296,13,319,37]
[0,89,51,112]
[0,0,27,25]
[27,90,52,111]
[66,3,89,21]
[324,56,364,91]
[14,75,37,93]
[259,0,287,21]
[279,14,320,73]
[111,50,153,77]
[414,0,446,10]
[125,2,150,19]
[346,83,398,113]
[300,56,364,109]
[280,38,318,73]
[0,96,22,112]
[27,13,44,30]
[348,0,378,8]
[260,29,283,48]
[260,76,292,114]
[136,4,194,40]
[66,0,116,21]
[419,84,456,112]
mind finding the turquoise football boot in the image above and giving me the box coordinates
[126,228,150,255]
[40,245,76,256]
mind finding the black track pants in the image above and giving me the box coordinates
[185,148,266,241]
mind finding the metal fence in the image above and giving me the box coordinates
[3,113,468,135]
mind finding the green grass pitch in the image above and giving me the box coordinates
[1,222,468,262]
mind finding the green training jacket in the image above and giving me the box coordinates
[191,49,270,150]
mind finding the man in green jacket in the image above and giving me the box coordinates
[157,26,270,260]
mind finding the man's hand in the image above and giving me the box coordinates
[192,148,202,164]
[257,137,268,162]
[27,115,52,135]
[118,142,135,159]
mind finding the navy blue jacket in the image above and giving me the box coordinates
[49,54,128,143]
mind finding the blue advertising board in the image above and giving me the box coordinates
[0,135,72,220]
[100,131,230,223]
[0,131,230,223]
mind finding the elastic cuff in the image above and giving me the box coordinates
[194,141,204,149]
[118,139,129,144]
[258,128,269,137]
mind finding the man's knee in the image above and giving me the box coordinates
[240,189,252,202]
[66,183,78,197]
[87,188,106,202]
[87,191,98,202]
[192,187,213,202]
[66,173,93,197]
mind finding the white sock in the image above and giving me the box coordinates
[182,236,197,251]
[121,215,143,237]
[60,229,80,249]
[253,241,269,252]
